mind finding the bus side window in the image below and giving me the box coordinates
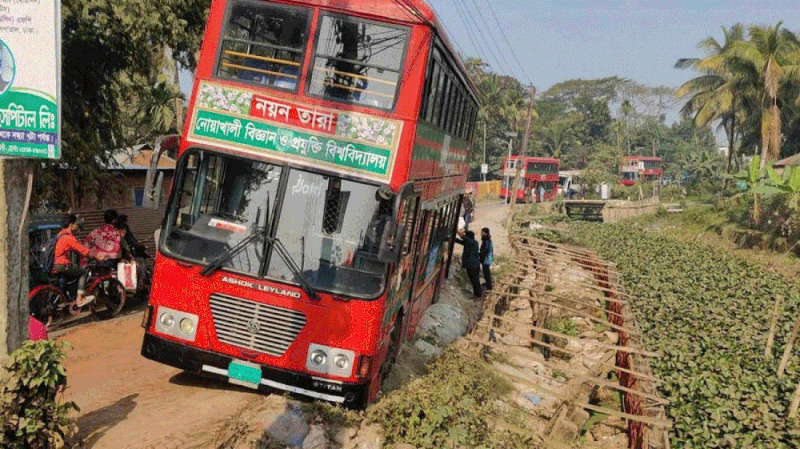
[402,196,420,255]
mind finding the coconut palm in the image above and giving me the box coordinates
[676,24,746,185]
[728,22,800,167]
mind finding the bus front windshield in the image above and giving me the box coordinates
[163,151,389,299]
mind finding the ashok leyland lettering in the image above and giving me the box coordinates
[141,0,480,408]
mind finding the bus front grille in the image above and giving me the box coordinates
[209,293,307,357]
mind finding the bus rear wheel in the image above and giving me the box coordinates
[379,313,403,387]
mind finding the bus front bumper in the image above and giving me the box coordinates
[141,332,369,408]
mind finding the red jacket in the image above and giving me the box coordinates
[54,228,91,266]
[84,224,123,259]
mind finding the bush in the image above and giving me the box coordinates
[1,341,79,448]
[368,348,529,448]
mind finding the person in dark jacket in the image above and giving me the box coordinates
[479,227,493,291]
[455,229,482,299]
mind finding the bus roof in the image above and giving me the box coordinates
[507,156,561,164]
[623,156,661,162]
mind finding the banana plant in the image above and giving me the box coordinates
[728,155,775,224]
[764,164,800,211]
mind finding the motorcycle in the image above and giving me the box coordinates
[28,260,127,331]
[125,243,153,302]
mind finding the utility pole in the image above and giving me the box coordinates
[0,159,30,356]
[506,85,536,231]
[482,122,487,182]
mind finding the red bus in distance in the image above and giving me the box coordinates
[620,156,662,186]
[500,156,560,202]
[141,0,480,408]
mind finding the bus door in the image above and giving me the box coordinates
[384,193,420,340]
[407,205,434,337]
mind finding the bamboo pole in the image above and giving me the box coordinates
[465,335,665,384]
[777,313,800,379]
[483,291,639,336]
[473,317,657,357]
[504,259,628,297]
[788,378,800,419]
[765,295,784,361]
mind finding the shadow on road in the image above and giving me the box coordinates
[77,393,139,448]
[168,371,262,395]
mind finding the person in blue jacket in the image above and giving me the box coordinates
[479,227,493,291]
[455,229,482,299]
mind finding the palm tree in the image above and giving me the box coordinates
[541,117,576,158]
[728,22,800,167]
[676,24,746,186]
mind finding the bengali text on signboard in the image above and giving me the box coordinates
[0,0,60,159]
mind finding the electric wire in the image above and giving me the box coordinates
[448,0,493,69]
[465,0,515,77]
[484,0,533,84]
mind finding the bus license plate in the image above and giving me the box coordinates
[228,360,261,389]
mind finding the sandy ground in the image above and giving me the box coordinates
[56,312,272,449]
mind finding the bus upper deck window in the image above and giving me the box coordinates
[308,15,409,111]
[216,2,310,91]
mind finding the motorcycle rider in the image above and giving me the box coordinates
[53,214,107,307]
[84,209,124,261]
[116,213,148,289]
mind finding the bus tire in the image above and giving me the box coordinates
[380,312,403,386]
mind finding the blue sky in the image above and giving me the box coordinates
[429,0,799,93]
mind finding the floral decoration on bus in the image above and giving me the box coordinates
[197,83,252,115]
[336,115,398,147]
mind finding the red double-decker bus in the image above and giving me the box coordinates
[140,0,479,408]
[620,156,662,186]
[499,156,560,202]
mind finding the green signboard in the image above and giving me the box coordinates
[0,0,60,159]
[192,108,392,178]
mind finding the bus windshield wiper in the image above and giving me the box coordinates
[200,229,264,277]
[264,235,319,300]
[200,231,319,300]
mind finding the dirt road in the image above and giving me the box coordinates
[54,200,511,449]
[57,312,276,449]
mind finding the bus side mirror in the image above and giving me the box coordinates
[378,222,403,264]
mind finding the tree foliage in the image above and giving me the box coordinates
[677,22,800,175]
[464,62,719,188]
[37,0,210,209]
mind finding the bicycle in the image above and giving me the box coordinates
[29,260,127,331]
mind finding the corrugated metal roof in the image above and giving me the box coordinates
[111,146,176,171]
[774,153,800,168]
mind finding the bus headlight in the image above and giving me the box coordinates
[306,344,355,377]
[179,318,195,335]
[160,313,174,328]
[333,354,350,370]
[310,349,327,366]
[155,306,199,342]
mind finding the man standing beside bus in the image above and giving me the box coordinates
[455,229,482,299]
